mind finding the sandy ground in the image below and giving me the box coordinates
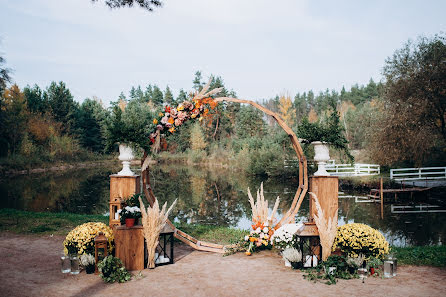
[1,233,445,297]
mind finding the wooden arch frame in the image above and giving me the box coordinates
[142,97,308,253]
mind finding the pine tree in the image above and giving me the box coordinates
[44,81,78,134]
[177,89,188,102]
[164,86,175,105]
[151,85,164,106]
[145,85,153,102]
[192,71,203,92]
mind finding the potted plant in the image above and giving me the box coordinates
[80,253,96,274]
[296,104,354,174]
[367,256,383,275]
[346,254,365,274]
[105,100,155,175]
[282,247,303,269]
[118,206,142,227]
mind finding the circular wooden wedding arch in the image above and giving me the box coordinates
[141,96,308,253]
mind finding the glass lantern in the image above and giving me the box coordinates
[60,254,71,273]
[296,222,322,268]
[384,254,397,278]
[153,226,174,267]
[70,254,80,275]
[94,232,109,274]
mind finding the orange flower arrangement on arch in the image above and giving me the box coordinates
[149,80,222,153]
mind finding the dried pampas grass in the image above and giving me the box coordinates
[309,192,337,261]
[139,197,177,268]
[248,183,280,227]
[193,78,223,100]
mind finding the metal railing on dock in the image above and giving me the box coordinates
[390,167,446,181]
[326,163,380,176]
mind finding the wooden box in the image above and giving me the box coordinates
[309,176,339,222]
[110,175,140,201]
[114,225,145,271]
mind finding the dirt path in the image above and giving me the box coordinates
[1,233,445,297]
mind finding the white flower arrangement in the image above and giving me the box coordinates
[80,253,95,266]
[118,206,142,223]
[117,206,141,215]
[271,223,302,250]
[282,248,302,263]
[347,254,365,268]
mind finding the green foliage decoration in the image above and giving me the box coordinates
[97,256,132,283]
[296,103,354,163]
[105,100,155,151]
[303,255,358,285]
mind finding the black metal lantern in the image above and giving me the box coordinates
[296,222,322,268]
[148,224,174,267]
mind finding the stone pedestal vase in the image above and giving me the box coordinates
[117,144,134,176]
[312,141,330,176]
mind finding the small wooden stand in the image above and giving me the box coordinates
[109,174,140,227]
[110,174,140,200]
[309,176,338,222]
[114,225,145,271]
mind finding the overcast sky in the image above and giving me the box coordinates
[0,0,444,105]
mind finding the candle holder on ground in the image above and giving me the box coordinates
[94,232,108,274]
[295,222,322,268]
[153,225,174,267]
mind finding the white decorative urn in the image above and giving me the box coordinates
[312,141,330,176]
[117,144,134,176]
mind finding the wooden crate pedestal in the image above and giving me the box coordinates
[114,225,175,271]
[109,174,140,227]
[114,226,145,271]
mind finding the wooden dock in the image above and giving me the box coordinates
[368,187,432,200]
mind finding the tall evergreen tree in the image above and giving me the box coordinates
[151,85,164,106]
[145,85,153,102]
[24,84,48,114]
[177,89,188,102]
[192,71,203,92]
[77,98,107,152]
[164,86,175,105]
[44,81,78,134]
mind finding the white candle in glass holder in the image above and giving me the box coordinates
[312,255,318,267]
[304,255,312,267]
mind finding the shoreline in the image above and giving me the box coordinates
[0,209,444,267]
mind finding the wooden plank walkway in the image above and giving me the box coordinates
[368,187,432,200]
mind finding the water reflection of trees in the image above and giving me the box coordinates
[0,167,115,214]
[337,198,446,246]
[3,163,444,246]
[150,165,302,227]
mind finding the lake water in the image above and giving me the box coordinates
[1,163,445,247]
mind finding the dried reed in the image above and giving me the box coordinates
[193,78,223,100]
[248,183,280,227]
[309,192,338,261]
[139,197,177,268]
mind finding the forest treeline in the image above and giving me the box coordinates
[0,34,444,174]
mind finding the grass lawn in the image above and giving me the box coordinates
[0,208,246,245]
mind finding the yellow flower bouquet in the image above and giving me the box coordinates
[63,222,114,255]
[332,223,389,259]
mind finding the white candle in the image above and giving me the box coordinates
[312,255,318,267]
[114,213,119,220]
[304,255,312,267]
